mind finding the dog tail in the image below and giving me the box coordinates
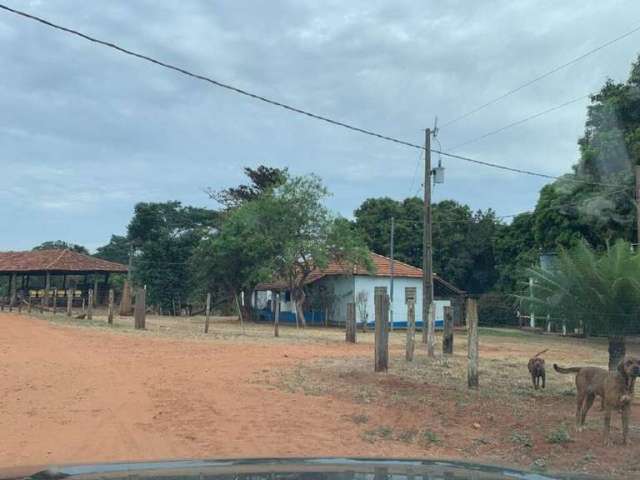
[534,348,549,357]
[553,363,581,374]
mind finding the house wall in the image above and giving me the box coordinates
[353,275,450,328]
[312,275,355,325]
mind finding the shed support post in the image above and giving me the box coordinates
[9,273,17,307]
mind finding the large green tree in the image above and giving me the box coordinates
[354,197,500,293]
[127,201,218,312]
[95,235,130,265]
[196,173,372,326]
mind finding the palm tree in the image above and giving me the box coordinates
[522,240,640,370]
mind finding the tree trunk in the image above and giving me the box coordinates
[293,287,306,328]
[608,336,626,371]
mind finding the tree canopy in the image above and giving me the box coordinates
[32,240,89,255]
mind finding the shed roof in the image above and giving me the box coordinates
[255,252,464,295]
[0,249,128,273]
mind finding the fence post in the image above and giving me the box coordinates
[274,293,280,338]
[134,287,146,330]
[443,305,454,355]
[66,289,73,317]
[204,292,211,333]
[467,298,479,389]
[346,302,356,343]
[27,296,32,314]
[107,289,114,325]
[406,299,416,361]
[52,288,57,315]
[374,294,389,372]
[87,289,93,320]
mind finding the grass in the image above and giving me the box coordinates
[511,431,533,448]
[546,425,572,444]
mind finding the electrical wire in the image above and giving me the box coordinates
[449,93,592,151]
[0,3,627,189]
[440,22,640,128]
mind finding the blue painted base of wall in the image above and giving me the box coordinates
[257,309,443,329]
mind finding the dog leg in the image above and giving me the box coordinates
[622,405,630,446]
[576,391,586,432]
[581,393,595,427]
[542,371,546,389]
[531,373,537,389]
[603,409,612,446]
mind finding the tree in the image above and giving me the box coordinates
[493,212,538,292]
[32,240,89,254]
[354,197,500,293]
[95,235,130,264]
[197,173,372,327]
[127,201,218,312]
[207,165,288,209]
[523,240,640,369]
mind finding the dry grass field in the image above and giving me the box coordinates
[1,310,639,478]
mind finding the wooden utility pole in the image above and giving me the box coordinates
[374,293,389,372]
[235,292,244,333]
[636,165,640,246]
[107,289,114,325]
[443,305,453,354]
[406,299,416,361]
[346,302,356,343]
[389,217,395,332]
[204,292,211,333]
[66,289,73,317]
[134,287,146,329]
[423,128,435,356]
[466,298,479,388]
[274,292,280,338]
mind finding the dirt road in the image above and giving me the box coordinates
[0,313,410,467]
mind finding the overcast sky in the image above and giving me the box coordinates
[1,1,639,251]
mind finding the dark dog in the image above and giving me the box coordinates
[554,356,640,445]
[528,349,547,389]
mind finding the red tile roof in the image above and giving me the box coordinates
[0,249,128,273]
[255,252,463,294]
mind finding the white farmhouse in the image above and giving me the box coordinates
[253,252,464,328]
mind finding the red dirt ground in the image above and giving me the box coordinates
[1,313,639,478]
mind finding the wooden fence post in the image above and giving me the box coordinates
[27,296,32,314]
[466,298,479,389]
[134,287,146,330]
[119,280,132,316]
[346,302,356,343]
[107,289,114,325]
[443,305,454,355]
[274,293,280,338]
[52,288,57,315]
[406,299,416,361]
[235,292,244,333]
[87,289,93,320]
[374,294,389,372]
[66,289,73,317]
[204,292,211,333]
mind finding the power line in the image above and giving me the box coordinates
[449,93,592,151]
[0,4,627,189]
[440,22,640,129]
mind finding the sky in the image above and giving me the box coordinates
[1,0,639,251]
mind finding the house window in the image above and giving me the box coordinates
[405,287,417,304]
[374,286,388,298]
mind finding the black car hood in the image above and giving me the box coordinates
[9,458,600,480]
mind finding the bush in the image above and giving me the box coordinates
[478,293,519,327]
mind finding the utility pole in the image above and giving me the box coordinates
[636,165,640,247]
[423,128,435,356]
[389,216,395,331]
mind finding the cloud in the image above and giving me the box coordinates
[0,0,639,250]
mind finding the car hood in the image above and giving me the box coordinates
[1,458,600,480]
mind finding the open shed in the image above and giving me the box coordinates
[0,249,128,307]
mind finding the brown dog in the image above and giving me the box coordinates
[528,349,547,389]
[554,356,640,445]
